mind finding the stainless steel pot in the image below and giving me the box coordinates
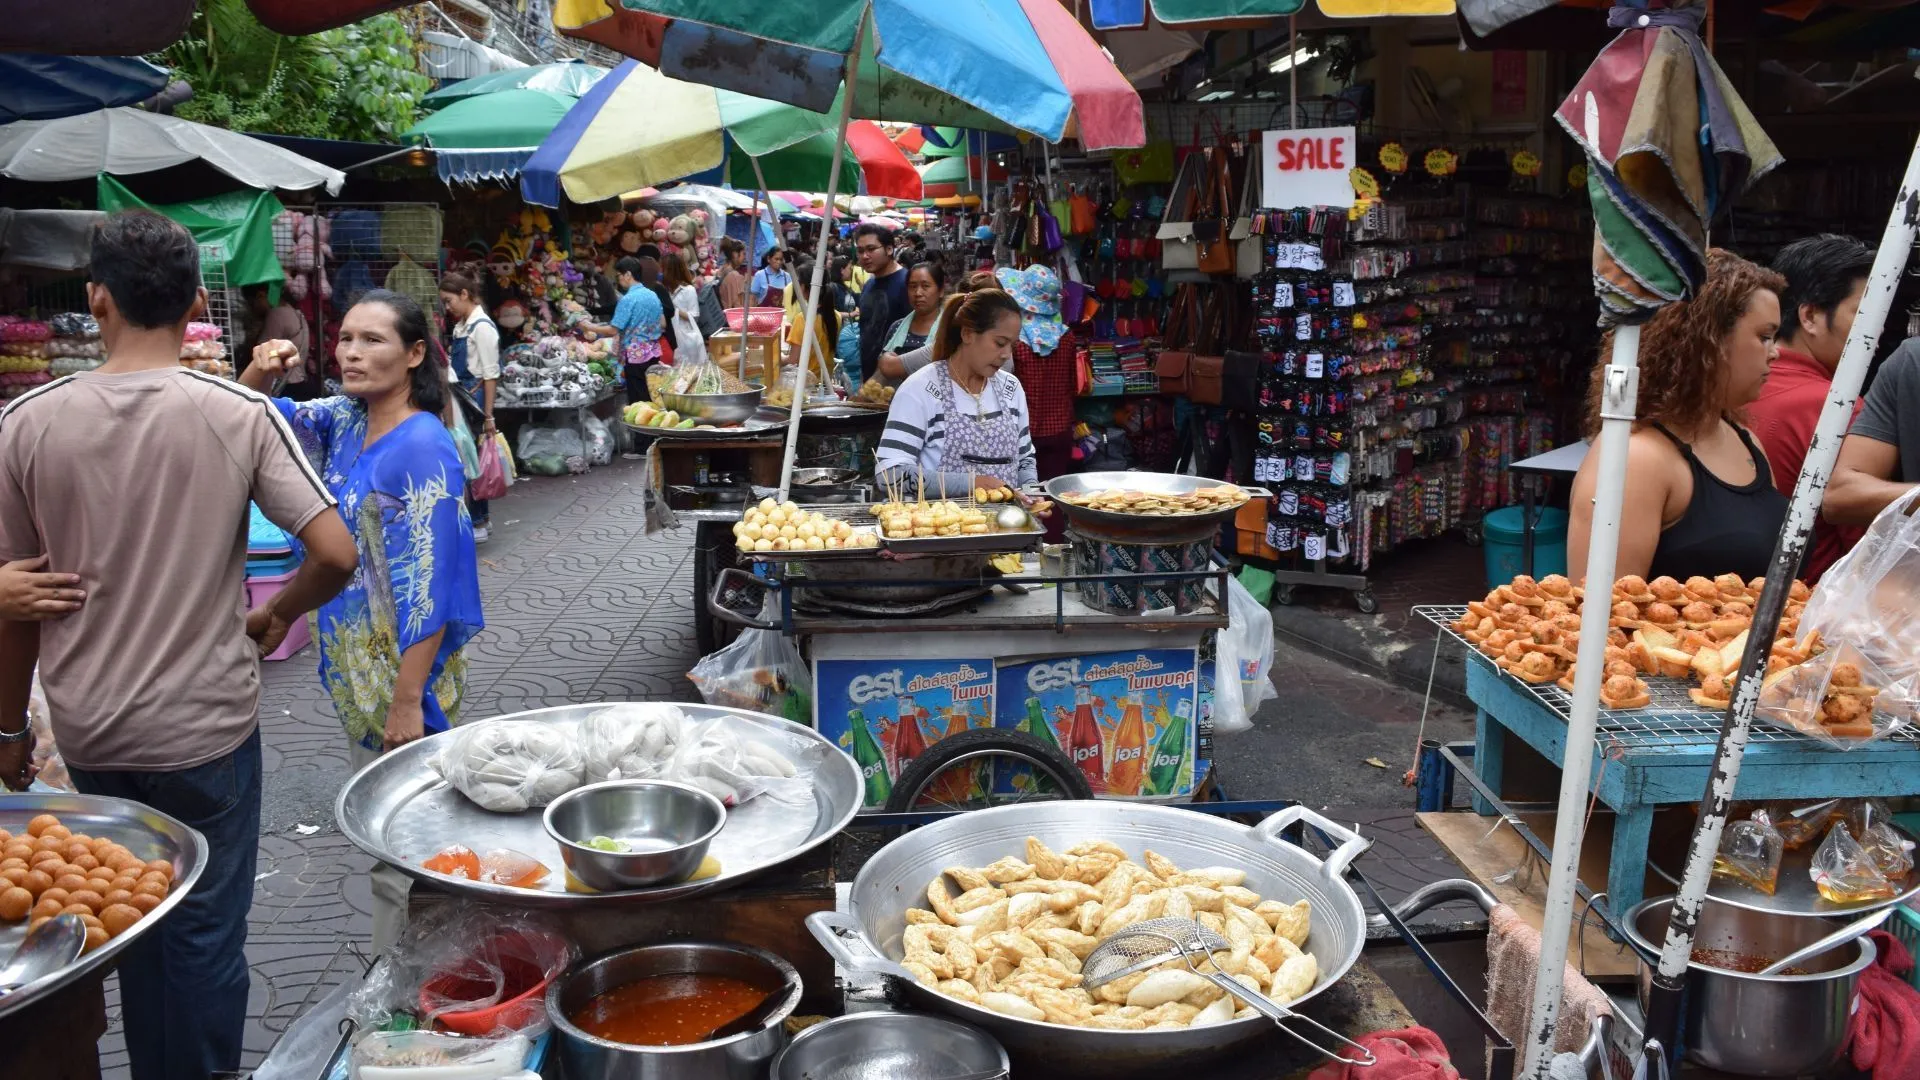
[807,804,1371,1073]
[770,1013,1009,1080]
[545,941,801,1080]
[1625,896,1873,1077]
[656,388,765,423]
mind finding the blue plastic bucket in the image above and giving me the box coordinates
[1481,506,1568,588]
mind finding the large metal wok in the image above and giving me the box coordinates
[1043,472,1266,543]
[808,803,1371,1074]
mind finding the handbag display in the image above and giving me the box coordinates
[1191,146,1235,275]
[1155,285,1227,404]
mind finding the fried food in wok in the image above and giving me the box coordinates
[896,838,1314,1030]
[1057,485,1249,517]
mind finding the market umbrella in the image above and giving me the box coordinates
[844,120,922,200]
[588,0,1145,150]
[1089,0,1304,28]
[890,124,926,154]
[422,60,609,107]
[405,89,579,151]
[0,107,344,194]
[1519,3,1782,1075]
[0,54,171,123]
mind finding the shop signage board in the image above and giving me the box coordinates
[993,649,1201,801]
[1260,126,1359,210]
[815,657,997,808]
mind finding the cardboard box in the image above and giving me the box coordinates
[993,649,1200,800]
[814,657,996,808]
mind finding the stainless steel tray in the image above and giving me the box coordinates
[0,793,209,1019]
[1652,821,1920,918]
[882,522,1045,556]
[335,704,862,907]
[1044,472,1266,538]
[624,415,787,441]
[761,402,889,424]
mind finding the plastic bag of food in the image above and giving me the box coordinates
[1765,797,1843,849]
[687,629,812,726]
[1846,799,1915,880]
[1757,639,1912,749]
[349,1031,533,1079]
[350,903,575,1039]
[1810,821,1899,904]
[1712,810,1785,895]
[665,717,799,806]
[664,355,738,396]
[431,720,584,812]
[579,702,692,784]
[1795,487,1920,725]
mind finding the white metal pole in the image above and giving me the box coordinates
[746,153,775,382]
[1521,322,1640,1078]
[1289,15,1299,130]
[1642,134,1920,1060]
[775,19,862,503]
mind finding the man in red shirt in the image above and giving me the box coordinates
[1749,234,1876,581]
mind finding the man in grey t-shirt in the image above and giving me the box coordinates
[1825,337,1920,526]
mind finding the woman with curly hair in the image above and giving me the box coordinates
[1568,249,1788,581]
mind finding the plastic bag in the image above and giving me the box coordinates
[687,629,812,725]
[665,717,799,806]
[350,1031,532,1078]
[516,426,586,477]
[448,406,482,481]
[1712,810,1785,894]
[579,702,691,784]
[583,414,615,466]
[349,903,575,1039]
[1847,799,1915,880]
[1211,575,1275,735]
[1757,639,1911,748]
[431,720,584,812]
[1766,797,1842,849]
[1810,820,1899,903]
[252,980,356,1080]
[472,433,509,501]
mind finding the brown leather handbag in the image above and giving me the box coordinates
[1158,285,1226,404]
[1191,146,1235,276]
[1155,285,1201,397]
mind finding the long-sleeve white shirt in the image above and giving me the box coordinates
[876,362,1037,498]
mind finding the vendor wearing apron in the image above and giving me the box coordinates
[440,272,499,544]
[750,248,793,308]
[875,288,1038,499]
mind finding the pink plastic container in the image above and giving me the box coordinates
[243,569,311,661]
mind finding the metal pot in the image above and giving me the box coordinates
[798,552,989,602]
[1043,472,1267,543]
[656,388,765,423]
[546,941,801,1080]
[770,1013,1009,1080]
[1624,896,1873,1077]
[807,804,1371,1074]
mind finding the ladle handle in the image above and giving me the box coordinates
[1197,970,1378,1067]
[1757,905,1892,975]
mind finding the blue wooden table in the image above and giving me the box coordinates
[1460,646,1920,913]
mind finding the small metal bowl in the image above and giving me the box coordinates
[656,388,765,423]
[542,780,726,891]
[771,1012,1009,1080]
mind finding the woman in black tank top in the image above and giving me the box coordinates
[1569,251,1790,583]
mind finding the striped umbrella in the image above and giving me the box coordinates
[562,0,1143,150]
[1090,0,1304,28]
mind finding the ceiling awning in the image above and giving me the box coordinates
[0,108,344,194]
[0,54,171,123]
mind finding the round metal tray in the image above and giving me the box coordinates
[761,402,890,430]
[334,703,862,907]
[1044,472,1263,541]
[0,793,209,1019]
[1649,820,1920,917]
[623,415,787,441]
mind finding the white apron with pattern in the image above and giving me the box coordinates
[930,360,1023,486]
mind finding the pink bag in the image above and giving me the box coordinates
[472,435,509,501]
[724,307,784,336]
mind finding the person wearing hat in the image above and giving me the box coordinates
[995,265,1080,482]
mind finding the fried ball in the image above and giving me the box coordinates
[0,829,10,846]
[127,893,160,914]
[89,838,116,859]
[1683,576,1718,601]
[1616,574,1651,597]
[26,814,59,838]
[52,873,89,894]
[1789,580,1811,602]
[143,860,173,881]
[0,867,25,889]
[1611,600,1640,620]
[136,871,168,890]
[1720,601,1753,619]
[1680,601,1716,625]
[2,843,33,862]
[27,916,49,934]
[87,868,115,887]
[38,888,69,909]
[1644,602,1681,625]
[1831,662,1864,688]
[99,904,141,938]
[28,849,61,868]
[33,836,65,854]
[1713,572,1747,596]
[0,887,31,921]
[66,889,104,914]
[1648,575,1684,601]
[21,869,52,896]
[71,853,99,872]
[110,876,138,895]
[0,859,22,873]
[30,896,64,920]
[40,825,70,842]
[59,904,91,919]
[132,880,168,901]
[102,890,133,908]
[61,841,88,862]
[103,852,139,873]
[82,926,108,953]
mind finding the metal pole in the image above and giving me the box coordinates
[775,20,862,503]
[1521,323,1640,1078]
[1289,15,1299,130]
[746,153,775,381]
[1643,134,1920,1062]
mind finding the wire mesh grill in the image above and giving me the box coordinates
[1411,604,1894,751]
[198,251,236,371]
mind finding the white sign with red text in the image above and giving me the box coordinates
[1260,127,1358,210]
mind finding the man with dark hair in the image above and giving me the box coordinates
[853,222,909,386]
[0,209,357,1080]
[1751,234,1876,579]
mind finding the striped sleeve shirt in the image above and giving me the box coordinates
[876,364,1037,498]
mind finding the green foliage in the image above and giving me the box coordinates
[159,0,431,142]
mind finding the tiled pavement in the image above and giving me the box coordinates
[87,459,1476,1075]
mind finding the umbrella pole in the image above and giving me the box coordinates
[775,19,862,504]
[1521,322,1641,1079]
[747,153,775,382]
[1642,134,1920,1063]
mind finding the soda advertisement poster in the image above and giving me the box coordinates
[993,649,1200,800]
[814,657,997,808]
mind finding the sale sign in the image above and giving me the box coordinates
[1260,127,1359,210]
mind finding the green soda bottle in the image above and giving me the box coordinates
[1021,697,1064,752]
[847,709,892,806]
[1144,697,1193,796]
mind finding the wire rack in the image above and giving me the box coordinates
[1412,604,1865,752]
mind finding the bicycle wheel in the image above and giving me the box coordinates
[882,728,1095,814]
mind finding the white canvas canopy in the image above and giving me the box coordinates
[0,108,345,194]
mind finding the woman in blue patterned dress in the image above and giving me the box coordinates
[242,289,483,948]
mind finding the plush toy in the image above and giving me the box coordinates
[616,227,642,255]
[666,214,696,249]
[495,298,529,333]
[630,209,656,231]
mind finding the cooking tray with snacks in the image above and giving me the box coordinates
[1045,472,1264,541]
[731,499,885,562]
[867,498,1049,556]
[335,704,862,908]
[623,414,788,441]
[0,793,209,1019]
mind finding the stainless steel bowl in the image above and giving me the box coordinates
[543,780,726,891]
[1625,896,1873,1076]
[656,388,765,423]
[547,941,801,1080]
[771,1013,1009,1080]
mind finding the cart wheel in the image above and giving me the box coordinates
[1273,584,1296,606]
[1462,524,1483,548]
[1354,591,1379,615]
[692,523,739,655]
[883,729,1095,819]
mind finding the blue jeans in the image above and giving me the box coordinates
[68,730,261,1080]
[468,493,489,527]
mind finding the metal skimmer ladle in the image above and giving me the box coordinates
[1758,906,1893,976]
[1081,917,1376,1066]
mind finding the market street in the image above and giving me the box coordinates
[88,460,1470,1076]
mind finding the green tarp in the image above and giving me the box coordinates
[96,174,285,291]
